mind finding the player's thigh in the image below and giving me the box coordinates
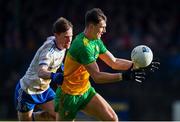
[82,93,118,121]
[18,110,33,121]
[39,100,56,116]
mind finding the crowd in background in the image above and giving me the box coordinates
[0,0,180,120]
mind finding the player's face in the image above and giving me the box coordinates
[92,20,106,39]
[56,28,73,49]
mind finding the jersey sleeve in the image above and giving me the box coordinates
[98,39,107,54]
[39,47,53,66]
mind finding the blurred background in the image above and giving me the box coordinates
[0,0,180,120]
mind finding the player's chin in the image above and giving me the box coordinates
[96,36,101,39]
[65,45,70,49]
[97,35,102,39]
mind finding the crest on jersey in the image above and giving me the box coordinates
[83,38,89,46]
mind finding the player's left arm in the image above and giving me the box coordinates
[99,50,133,70]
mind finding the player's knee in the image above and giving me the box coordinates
[18,112,33,121]
[50,112,56,119]
[112,114,118,121]
[108,113,118,121]
[18,115,32,121]
[41,111,56,120]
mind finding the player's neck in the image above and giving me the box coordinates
[54,39,64,50]
[84,28,94,40]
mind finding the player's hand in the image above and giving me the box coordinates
[144,59,160,73]
[50,72,63,85]
[56,63,64,73]
[122,68,146,83]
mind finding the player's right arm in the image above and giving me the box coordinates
[38,64,63,84]
[38,65,51,79]
[85,61,146,84]
[38,43,63,84]
[85,61,122,83]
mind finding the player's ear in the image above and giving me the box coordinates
[54,33,58,37]
[89,23,95,29]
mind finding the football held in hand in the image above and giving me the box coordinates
[131,45,153,69]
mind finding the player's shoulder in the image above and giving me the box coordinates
[70,33,83,47]
[39,36,56,53]
[73,32,84,43]
[68,33,86,57]
[44,36,55,46]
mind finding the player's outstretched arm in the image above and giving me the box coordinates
[85,61,146,84]
[122,67,146,83]
[144,59,160,72]
[99,50,133,70]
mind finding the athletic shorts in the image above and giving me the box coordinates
[54,86,96,120]
[14,82,55,112]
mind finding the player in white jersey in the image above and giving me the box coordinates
[14,17,73,121]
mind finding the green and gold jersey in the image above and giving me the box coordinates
[61,32,107,95]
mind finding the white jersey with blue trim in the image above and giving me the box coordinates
[20,36,66,94]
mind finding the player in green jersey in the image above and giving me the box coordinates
[55,8,159,121]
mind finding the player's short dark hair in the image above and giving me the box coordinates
[52,17,73,34]
[85,8,107,26]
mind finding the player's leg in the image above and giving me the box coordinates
[15,82,56,121]
[55,87,77,121]
[17,110,33,120]
[20,100,56,121]
[81,93,118,121]
[15,82,35,120]
[32,87,56,121]
[34,100,56,120]
[17,101,55,121]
